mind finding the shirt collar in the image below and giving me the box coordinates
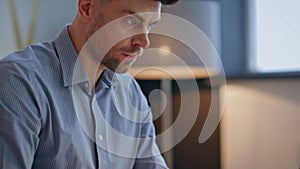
[95,68,116,90]
[54,25,116,89]
[54,24,89,87]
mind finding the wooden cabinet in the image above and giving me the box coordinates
[137,79,220,169]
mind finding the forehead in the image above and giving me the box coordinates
[102,0,161,24]
[107,0,161,14]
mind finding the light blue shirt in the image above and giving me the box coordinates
[0,25,168,169]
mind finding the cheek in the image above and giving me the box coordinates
[116,38,132,48]
[108,39,130,54]
[107,46,119,56]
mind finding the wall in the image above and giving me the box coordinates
[0,0,77,57]
[221,0,246,77]
[221,79,300,169]
[137,79,220,169]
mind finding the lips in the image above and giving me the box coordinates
[122,53,138,59]
[123,53,134,57]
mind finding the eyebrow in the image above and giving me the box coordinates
[126,10,160,27]
[128,10,145,23]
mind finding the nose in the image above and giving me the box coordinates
[131,33,150,49]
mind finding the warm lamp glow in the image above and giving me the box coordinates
[129,66,218,80]
[158,45,171,56]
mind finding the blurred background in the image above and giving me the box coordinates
[1,0,300,169]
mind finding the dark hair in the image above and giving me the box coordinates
[158,0,179,5]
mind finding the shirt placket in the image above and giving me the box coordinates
[91,91,110,169]
[81,81,104,169]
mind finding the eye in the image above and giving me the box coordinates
[125,16,138,26]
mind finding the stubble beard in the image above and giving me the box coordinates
[86,11,143,73]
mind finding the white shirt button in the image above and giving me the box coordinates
[98,134,103,141]
[84,82,89,89]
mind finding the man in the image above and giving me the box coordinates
[0,0,178,168]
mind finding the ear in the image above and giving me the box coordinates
[78,0,93,22]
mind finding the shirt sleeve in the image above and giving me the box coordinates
[133,118,169,169]
[130,79,169,169]
[0,62,42,169]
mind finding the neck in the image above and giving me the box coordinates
[69,19,105,92]
[69,19,85,54]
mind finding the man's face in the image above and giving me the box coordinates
[87,0,161,73]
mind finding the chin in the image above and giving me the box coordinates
[115,67,130,74]
[113,62,134,74]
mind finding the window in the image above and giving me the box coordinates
[247,0,300,74]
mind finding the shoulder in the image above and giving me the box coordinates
[0,42,59,102]
[0,42,60,86]
[0,41,58,75]
[0,43,57,123]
